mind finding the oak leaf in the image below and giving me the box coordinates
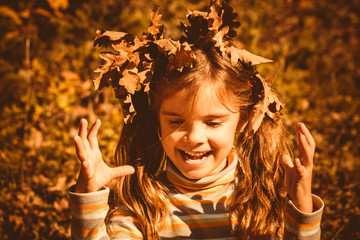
[112,39,134,55]
[167,44,195,72]
[208,0,222,31]
[221,1,240,38]
[148,7,163,37]
[154,39,181,56]
[119,69,141,95]
[94,30,129,47]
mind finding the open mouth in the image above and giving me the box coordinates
[179,150,211,162]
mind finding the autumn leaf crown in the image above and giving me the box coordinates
[93,0,282,134]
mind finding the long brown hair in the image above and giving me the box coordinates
[110,47,288,239]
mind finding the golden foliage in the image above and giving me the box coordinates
[0,0,359,239]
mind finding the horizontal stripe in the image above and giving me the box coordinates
[285,223,320,237]
[284,211,321,228]
[71,202,108,210]
[171,213,229,222]
[285,219,320,236]
[159,215,231,231]
[172,182,233,195]
[160,220,231,231]
[166,169,237,190]
[111,212,140,224]
[107,229,142,239]
[170,196,228,208]
[72,228,108,240]
[71,210,108,220]
[72,222,107,235]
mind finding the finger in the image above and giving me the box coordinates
[280,154,294,171]
[298,124,314,167]
[299,133,310,156]
[298,134,312,168]
[73,135,86,162]
[79,118,92,150]
[88,119,101,149]
[297,123,305,159]
[81,160,93,178]
[299,123,316,149]
[110,165,135,179]
[294,158,305,177]
[79,118,88,140]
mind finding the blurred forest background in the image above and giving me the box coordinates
[0,0,359,239]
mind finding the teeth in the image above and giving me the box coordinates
[184,151,207,157]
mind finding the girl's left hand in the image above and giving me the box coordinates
[281,122,316,213]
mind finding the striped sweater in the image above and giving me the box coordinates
[69,152,324,239]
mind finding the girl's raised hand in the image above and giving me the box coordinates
[73,118,135,193]
[281,122,315,213]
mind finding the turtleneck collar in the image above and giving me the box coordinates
[165,149,238,191]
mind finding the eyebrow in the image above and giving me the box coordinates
[161,110,183,117]
[161,110,230,119]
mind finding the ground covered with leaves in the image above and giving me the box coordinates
[0,0,359,239]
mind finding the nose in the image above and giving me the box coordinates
[183,123,206,144]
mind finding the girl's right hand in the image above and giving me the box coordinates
[73,118,135,193]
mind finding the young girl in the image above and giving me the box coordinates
[69,1,323,239]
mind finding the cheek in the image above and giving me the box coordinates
[210,127,237,147]
[160,129,180,150]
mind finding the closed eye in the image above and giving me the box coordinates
[169,119,185,127]
[206,121,222,128]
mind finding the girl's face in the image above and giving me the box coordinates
[159,87,240,179]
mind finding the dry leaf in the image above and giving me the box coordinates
[225,46,273,66]
[148,7,163,36]
[154,39,181,55]
[94,30,129,47]
[208,1,222,31]
[119,70,141,94]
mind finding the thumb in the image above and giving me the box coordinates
[281,154,294,171]
[110,165,135,180]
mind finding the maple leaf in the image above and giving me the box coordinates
[225,46,273,66]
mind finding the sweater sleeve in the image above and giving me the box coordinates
[284,194,324,240]
[68,185,142,240]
